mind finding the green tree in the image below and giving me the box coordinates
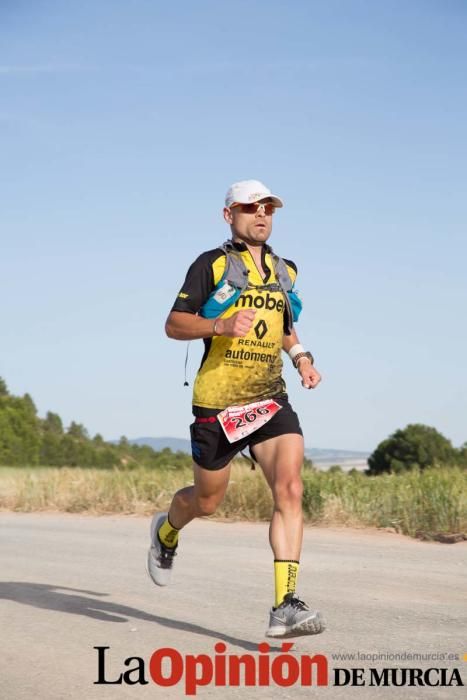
[0,394,40,465]
[0,377,198,469]
[44,411,64,435]
[367,423,457,475]
[67,421,89,440]
[23,393,37,415]
[96,447,119,468]
[40,433,64,466]
[0,377,9,397]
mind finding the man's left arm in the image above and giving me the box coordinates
[282,330,322,390]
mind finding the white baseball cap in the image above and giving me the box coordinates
[225,179,284,208]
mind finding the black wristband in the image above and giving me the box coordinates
[292,351,314,368]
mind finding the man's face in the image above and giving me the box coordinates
[223,198,276,246]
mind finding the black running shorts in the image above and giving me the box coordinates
[190,398,303,471]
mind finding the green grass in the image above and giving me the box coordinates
[0,462,465,541]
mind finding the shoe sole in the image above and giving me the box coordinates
[146,512,171,587]
[146,548,170,587]
[266,611,326,638]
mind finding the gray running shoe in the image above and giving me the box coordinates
[266,593,326,637]
[146,512,177,587]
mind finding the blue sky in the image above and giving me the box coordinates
[1,1,466,451]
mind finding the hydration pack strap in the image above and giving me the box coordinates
[219,241,250,292]
[271,254,294,293]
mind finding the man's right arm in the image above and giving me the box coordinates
[166,250,255,340]
[165,310,256,340]
[165,312,217,340]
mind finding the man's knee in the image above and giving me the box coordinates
[272,477,303,508]
[194,494,223,516]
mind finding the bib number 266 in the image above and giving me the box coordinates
[217,400,282,443]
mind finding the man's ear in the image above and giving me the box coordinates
[223,207,233,224]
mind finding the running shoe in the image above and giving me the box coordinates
[266,593,326,637]
[146,512,177,587]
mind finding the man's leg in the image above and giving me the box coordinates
[147,461,231,586]
[168,461,232,530]
[251,433,325,636]
[251,433,304,563]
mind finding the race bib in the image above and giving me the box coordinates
[217,399,282,443]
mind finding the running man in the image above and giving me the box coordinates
[148,179,325,637]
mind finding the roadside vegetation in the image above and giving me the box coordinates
[1,462,465,542]
[0,377,465,542]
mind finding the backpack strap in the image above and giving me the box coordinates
[271,253,294,293]
[269,249,297,333]
[219,240,249,292]
[199,241,248,319]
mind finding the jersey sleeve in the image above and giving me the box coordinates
[283,258,298,284]
[283,258,297,273]
[170,250,221,314]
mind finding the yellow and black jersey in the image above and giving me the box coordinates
[171,240,298,410]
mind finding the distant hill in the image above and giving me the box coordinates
[304,447,369,470]
[128,437,370,470]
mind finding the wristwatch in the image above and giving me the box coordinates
[292,351,314,368]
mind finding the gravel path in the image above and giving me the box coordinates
[1,513,466,699]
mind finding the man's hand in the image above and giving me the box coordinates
[297,359,322,389]
[217,310,256,338]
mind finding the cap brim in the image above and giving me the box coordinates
[231,194,284,208]
[263,194,283,208]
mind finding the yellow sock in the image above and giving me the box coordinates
[158,516,180,548]
[274,560,300,607]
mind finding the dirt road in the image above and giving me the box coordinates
[1,513,465,699]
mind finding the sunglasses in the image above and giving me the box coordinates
[231,201,276,216]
